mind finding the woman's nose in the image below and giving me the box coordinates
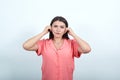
[56,27,60,32]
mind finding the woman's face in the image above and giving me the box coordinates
[51,20,66,39]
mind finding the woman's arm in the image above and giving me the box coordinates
[67,27,91,54]
[23,26,51,51]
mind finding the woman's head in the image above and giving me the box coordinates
[49,16,69,39]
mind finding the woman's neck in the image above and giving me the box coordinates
[52,38,64,50]
[53,38,63,44]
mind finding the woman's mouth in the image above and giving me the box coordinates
[55,32,60,34]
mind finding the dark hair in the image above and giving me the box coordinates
[49,16,69,39]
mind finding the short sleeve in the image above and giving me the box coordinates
[36,40,44,56]
[72,40,82,58]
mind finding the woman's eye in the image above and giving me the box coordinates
[60,26,65,28]
[54,25,57,27]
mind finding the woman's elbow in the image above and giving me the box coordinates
[23,43,38,51]
[23,43,29,50]
[83,47,91,54]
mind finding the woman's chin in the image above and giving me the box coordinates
[54,36,62,38]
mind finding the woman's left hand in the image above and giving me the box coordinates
[66,27,76,37]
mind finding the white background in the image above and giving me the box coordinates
[0,0,120,80]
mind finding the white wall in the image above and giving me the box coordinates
[0,0,120,80]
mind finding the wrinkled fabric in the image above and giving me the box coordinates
[36,39,81,80]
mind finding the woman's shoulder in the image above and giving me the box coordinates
[42,38,52,44]
[64,39,77,45]
[38,38,50,41]
[65,38,75,42]
[37,38,51,43]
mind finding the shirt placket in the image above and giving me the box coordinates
[56,50,61,80]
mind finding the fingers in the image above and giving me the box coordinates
[66,27,71,32]
[48,26,51,32]
[45,25,51,31]
[66,27,74,36]
[43,25,51,34]
[66,28,69,32]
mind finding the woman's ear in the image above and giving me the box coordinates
[65,28,69,33]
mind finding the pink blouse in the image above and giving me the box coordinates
[36,39,82,80]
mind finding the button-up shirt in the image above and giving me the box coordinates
[36,39,81,80]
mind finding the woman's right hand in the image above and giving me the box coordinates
[23,25,51,51]
[42,25,51,35]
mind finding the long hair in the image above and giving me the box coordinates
[49,16,69,39]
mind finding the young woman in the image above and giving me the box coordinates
[23,16,91,80]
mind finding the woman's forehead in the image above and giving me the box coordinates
[52,21,65,26]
